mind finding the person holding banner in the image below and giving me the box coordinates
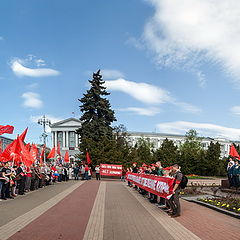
[168,164,183,218]
[149,164,158,203]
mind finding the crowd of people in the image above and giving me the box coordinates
[0,161,96,201]
[227,158,240,188]
[127,161,184,218]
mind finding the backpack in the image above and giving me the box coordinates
[179,174,188,189]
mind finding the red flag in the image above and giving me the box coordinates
[64,150,70,163]
[25,143,31,152]
[30,144,38,163]
[0,140,16,160]
[18,138,32,166]
[47,146,56,159]
[19,127,28,142]
[40,145,46,164]
[229,144,240,158]
[10,137,22,157]
[0,125,14,135]
[86,151,91,165]
[57,142,61,156]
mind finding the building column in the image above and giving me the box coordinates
[66,131,69,148]
[52,132,55,147]
[63,131,66,148]
[75,133,78,148]
[54,131,57,147]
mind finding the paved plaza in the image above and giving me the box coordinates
[0,180,239,240]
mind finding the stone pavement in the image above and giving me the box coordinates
[0,179,240,240]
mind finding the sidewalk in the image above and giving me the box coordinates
[0,180,240,240]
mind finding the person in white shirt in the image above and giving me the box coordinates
[95,165,100,180]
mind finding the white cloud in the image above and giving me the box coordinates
[0,36,3,41]
[119,107,160,116]
[126,37,144,50]
[35,58,46,67]
[27,83,39,90]
[173,101,201,114]
[144,0,240,80]
[30,115,63,132]
[196,71,206,88]
[22,92,43,108]
[101,69,124,79]
[231,106,240,115]
[105,78,171,104]
[157,121,240,140]
[105,78,200,113]
[11,58,60,78]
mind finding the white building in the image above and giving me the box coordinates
[50,118,81,161]
[128,131,237,158]
[49,118,238,159]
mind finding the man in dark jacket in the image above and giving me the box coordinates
[16,162,26,195]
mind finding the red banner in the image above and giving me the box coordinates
[126,172,175,199]
[100,164,122,176]
[0,125,14,135]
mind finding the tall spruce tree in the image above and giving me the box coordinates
[77,70,116,164]
[205,141,222,176]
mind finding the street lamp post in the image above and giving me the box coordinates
[38,115,51,163]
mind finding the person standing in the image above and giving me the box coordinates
[232,160,240,188]
[168,164,183,218]
[25,166,32,192]
[132,163,138,173]
[16,162,26,195]
[0,163,7,198]
[149,164,158,203]
[227,161,234,187]
[80,165,85,180]
[85,165,89,180]
[73,165,80,180]
[56,164,63,182]
[95,165,100,180]
[155,161,165,207]
[1,162,13,199]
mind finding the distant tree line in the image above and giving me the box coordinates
[76,70,227,176]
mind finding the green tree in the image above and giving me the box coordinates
[153,138,179,167]
[179,129,203,174]
[76,70,116,164]
[133,138,154,166]
[205,141,223,176]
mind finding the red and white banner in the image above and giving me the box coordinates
[126,172,175,199]
[0,125,14,135]
[100,164,122,176]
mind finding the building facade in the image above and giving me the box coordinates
[49,118,237,160]
[50,118,82,161]
[127,131,237,158]
[0,136,14,151]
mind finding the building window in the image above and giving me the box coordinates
[69,131,75,147]
[57,132,63,147]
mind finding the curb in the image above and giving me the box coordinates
[183,198,240,219]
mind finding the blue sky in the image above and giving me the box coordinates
[1,0,240,145]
